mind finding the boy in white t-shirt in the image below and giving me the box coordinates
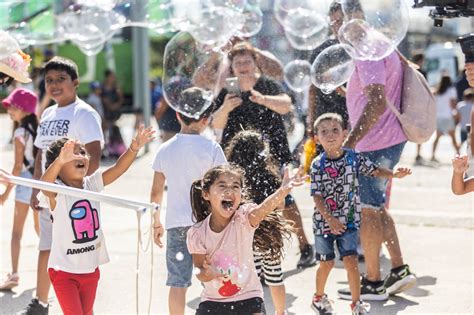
[26,56,104,314]
[150,87,227,315]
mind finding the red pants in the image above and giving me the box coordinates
[48,268,100,315]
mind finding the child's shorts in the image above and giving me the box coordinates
[38,208,53,251]
[196,297,266,315]
[359,142,405,210]
[166,226,193,288]
[314,228,358,261]
[14,171,33,204]
[254,251,283,286]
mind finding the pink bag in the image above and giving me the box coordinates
[386,52,437,144]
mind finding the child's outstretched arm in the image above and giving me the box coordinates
[249,167,308,227]
[373,166,412,179]
[452,155,474,195]
[102,125,155,186]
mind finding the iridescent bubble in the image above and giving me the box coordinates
[77,0,117,11]
[163,32,223,118]
[274,0,331,37]
[283,60,311,93]
[78,41,105,56]
[188,6,244,46]
[235,4,263,38]
[284,27,327,51]
[283,7,326,38]
[338,19,392,61]
[0,30,20,60]
[339,0,409,61]
[117,0,174,34]
[310,43,355,93]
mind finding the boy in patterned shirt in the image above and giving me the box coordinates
[309,113,411,315]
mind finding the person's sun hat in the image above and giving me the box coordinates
[0,30,32,83]
[2,88,38,114]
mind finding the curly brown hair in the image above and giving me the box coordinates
[225,130,293,259]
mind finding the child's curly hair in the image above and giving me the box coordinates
[225,130,294,259]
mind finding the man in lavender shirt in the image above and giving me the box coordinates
[337,51,417,301]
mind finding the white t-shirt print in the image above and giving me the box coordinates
[35,98,104,171]
[47,171,110,274]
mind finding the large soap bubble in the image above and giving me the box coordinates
[283,60,311,93]
[57,6,124,54]
[163,32,223,118]
[0,30,20,60]
[284,27,327,51]
[274,0,331,37]
[339,0,409,61]
[338,19,392,61]
[311,43,355,94]
[235,3,263,38]
[117,0,175,34]
[165,0,244,46]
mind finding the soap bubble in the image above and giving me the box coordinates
[311,43,355,93]
[165,0,244,46]
[283,60,311,93]
[77,0,118,11]
[176,251,184,261]
[283,7,327,38]
[235,4,263,38]
[339,0,409,61]
[57,6,123,48]
[0,30,20,60]
[284,27,327,51]
[163,32,223,118]
[274,0,331,37]
[338,19,392,61]
[78,41,105,56]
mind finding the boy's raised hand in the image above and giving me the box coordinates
[452,154,469,174]
[131,125,156,151]
[393,167,412,178]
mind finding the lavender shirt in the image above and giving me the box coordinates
[346,52,407,152]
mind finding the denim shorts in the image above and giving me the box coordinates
[166,226,193,288]
[314,228,358,261]
[15,170,33,204]
[359,142,406,210]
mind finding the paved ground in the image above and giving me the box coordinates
[1,114,473,314]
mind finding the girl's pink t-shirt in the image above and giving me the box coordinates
[346,51,407,152]
[186,203,263,303]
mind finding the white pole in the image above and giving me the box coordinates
[6,175,155,212]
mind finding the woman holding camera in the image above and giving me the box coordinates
[211,41,292,164]
[211,41,317,273]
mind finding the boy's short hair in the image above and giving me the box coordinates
[313,113,345,134]
[43,56,79,81]
[177,87,214,125]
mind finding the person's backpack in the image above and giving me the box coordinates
[386,52,436,144]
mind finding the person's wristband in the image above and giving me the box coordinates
[129,145,139,153]
[153,225,163,229]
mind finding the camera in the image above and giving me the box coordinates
[413,0,474,27]
[413,1,474,63]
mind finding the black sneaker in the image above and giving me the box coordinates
[338,277,388,301]
[20,298,49,315]
[384,264,417,295]
[297,244,317,269]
